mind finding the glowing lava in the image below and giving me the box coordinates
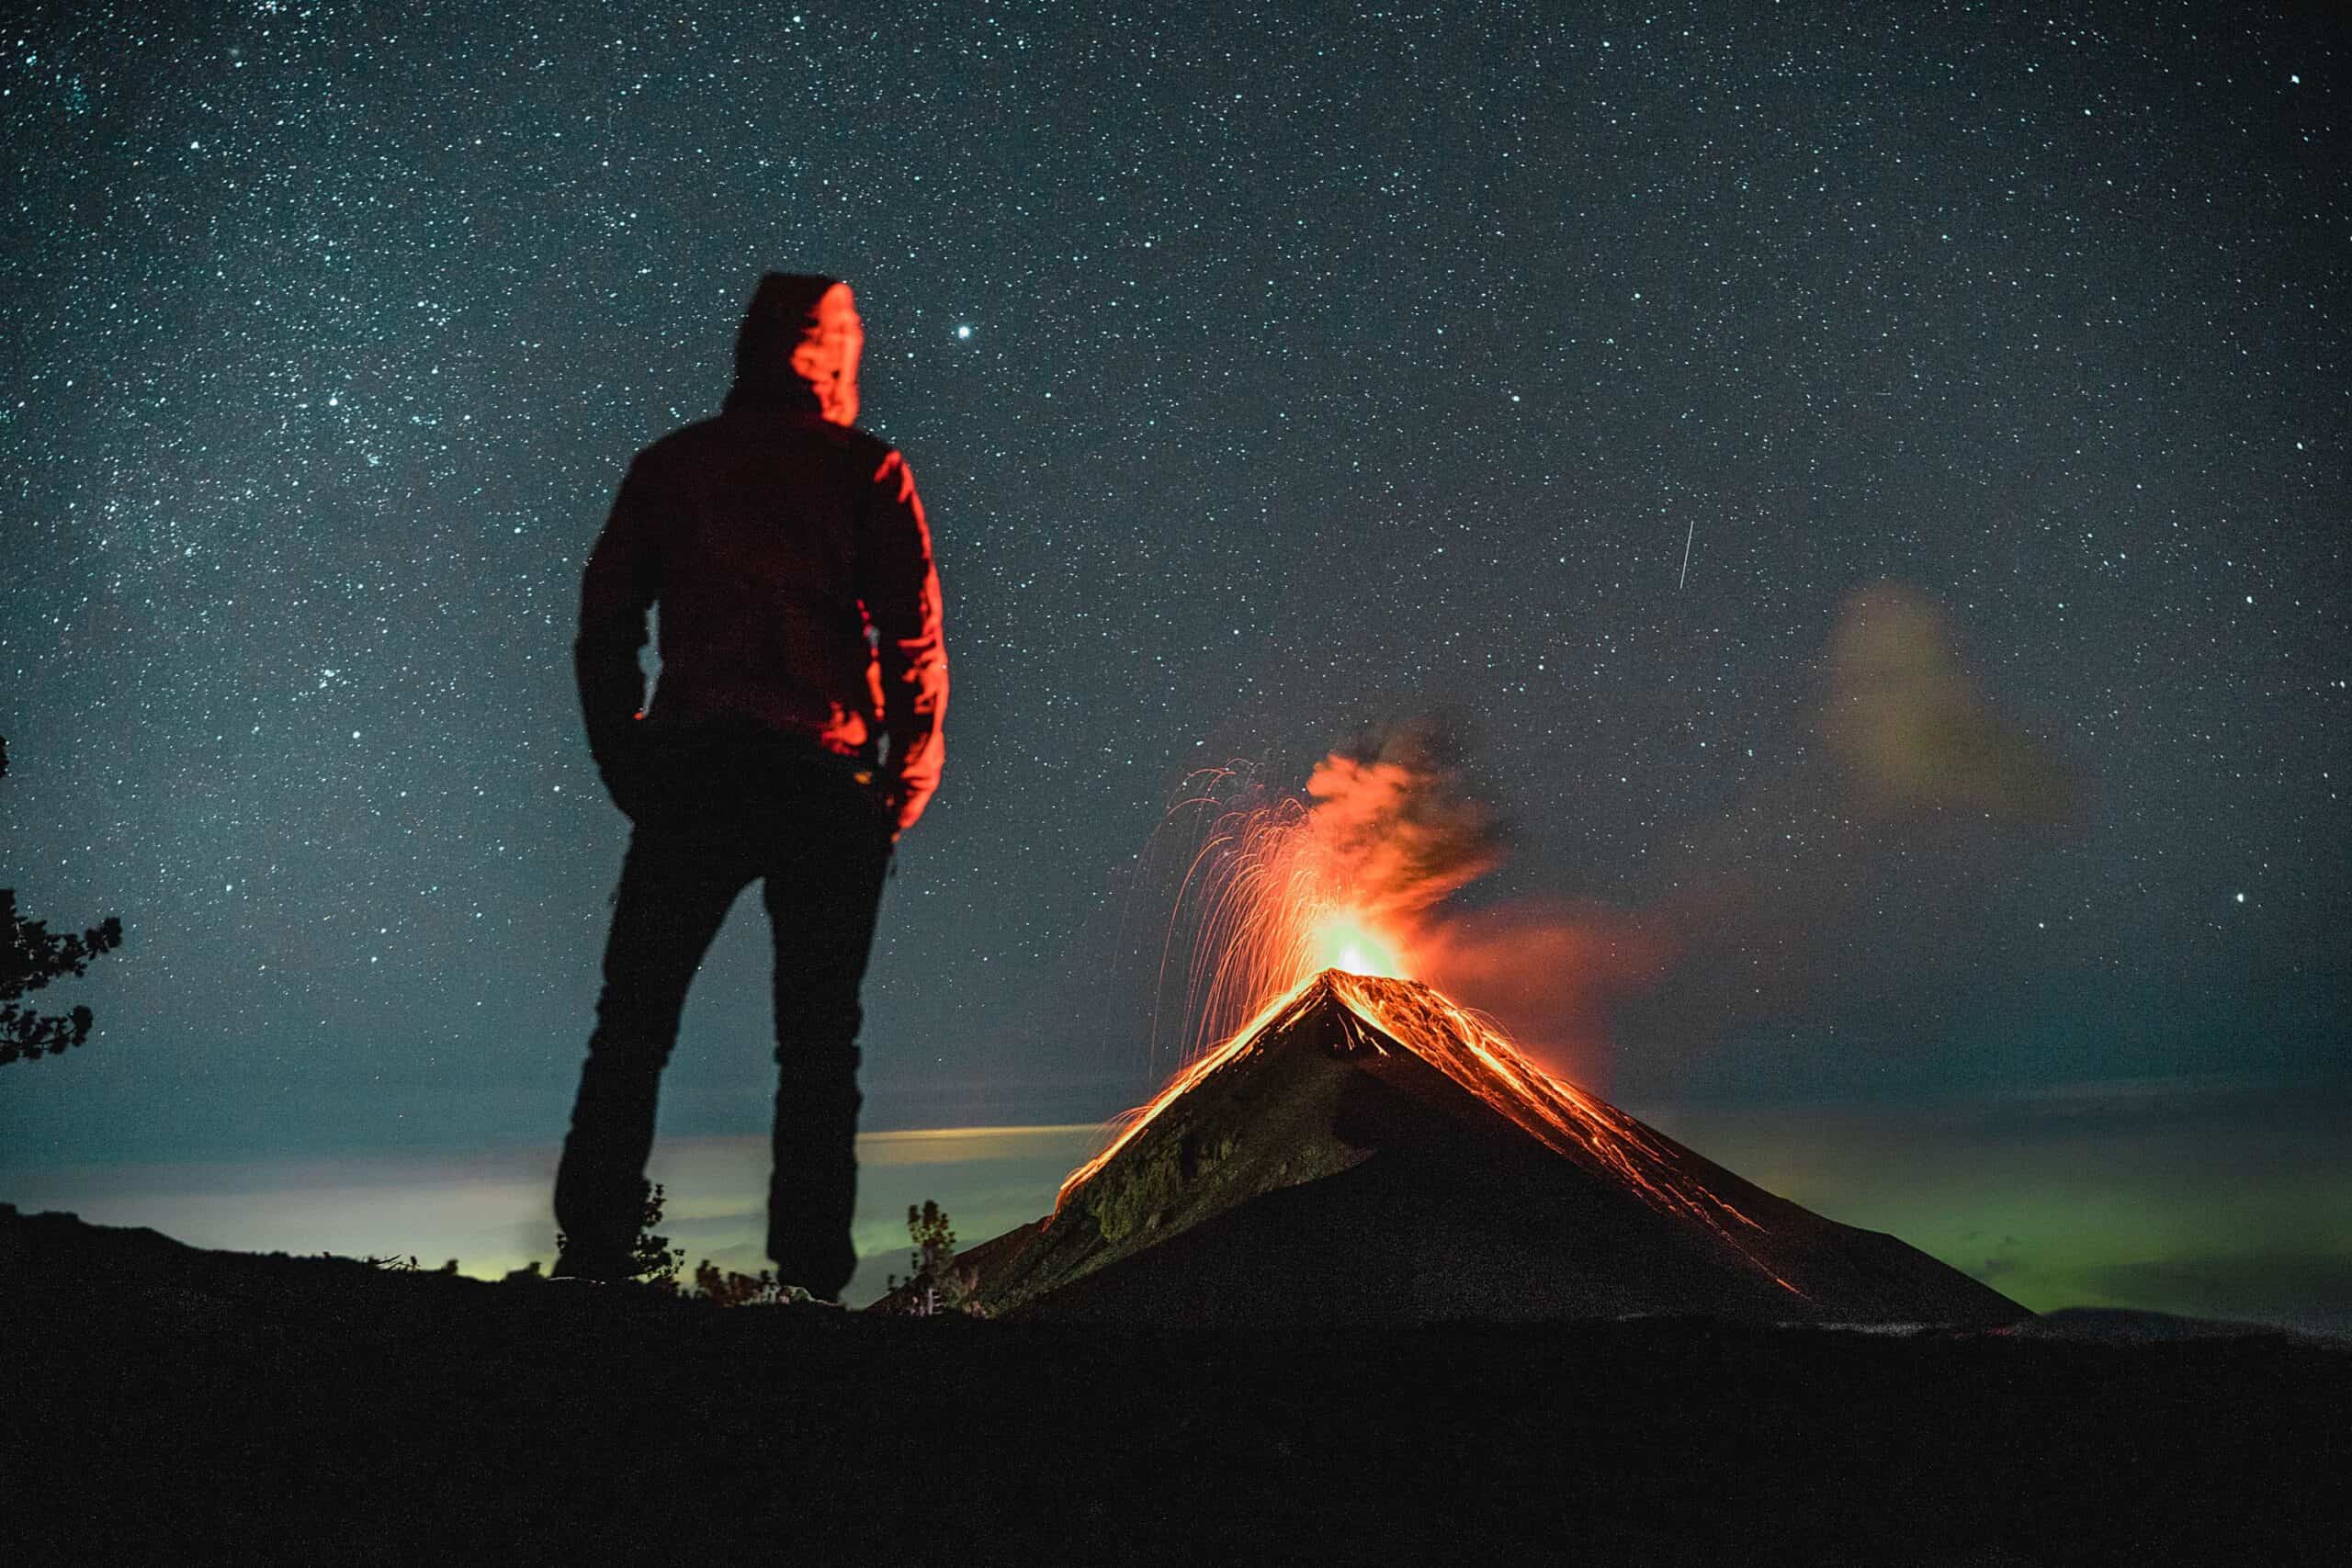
[1054,967,1804,1297]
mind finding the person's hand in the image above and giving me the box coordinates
[870,783,908,843]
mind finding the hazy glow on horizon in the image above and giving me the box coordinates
[7,1093,2345,1331]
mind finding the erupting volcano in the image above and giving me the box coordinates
[951,967,2026,1325]
[934,735,2027,1327]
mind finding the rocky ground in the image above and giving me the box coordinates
[5,1203,2346,1565]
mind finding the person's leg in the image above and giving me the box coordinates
[761,771,894,1300]
[554,827,750,1278]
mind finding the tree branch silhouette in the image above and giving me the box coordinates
[1,736,126,1066]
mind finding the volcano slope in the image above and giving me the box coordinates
[957,972,2025,1327]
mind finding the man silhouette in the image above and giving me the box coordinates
[553,274,946,1300]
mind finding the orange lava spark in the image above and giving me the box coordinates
[1141,764,1424,1065]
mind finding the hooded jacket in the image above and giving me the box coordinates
[575,274,948,831]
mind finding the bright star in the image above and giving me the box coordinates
[956,324,974,340]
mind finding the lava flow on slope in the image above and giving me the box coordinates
[949,969,2028,1328]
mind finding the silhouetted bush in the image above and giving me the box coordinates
[887,1199,981,1315]
[688,1258,814,1307]
[556,1180,685,1289]
[364,1255,460,1274]
[628,1183,685,1290]
[1,737,125,1066]
[548,1184,842,1303]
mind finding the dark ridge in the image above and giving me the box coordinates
[6,1202,2347,1566]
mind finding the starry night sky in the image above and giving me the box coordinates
[3,3,2346,1309]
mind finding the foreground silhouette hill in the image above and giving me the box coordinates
[960,973,2027,1326]
[6,1203,2347,1565]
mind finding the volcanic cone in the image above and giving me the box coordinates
[951,973,2028,1328]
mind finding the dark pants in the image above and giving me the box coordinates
[554,728,894,1296]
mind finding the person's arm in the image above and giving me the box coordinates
[574,458,660,812]
[855,447,948,831]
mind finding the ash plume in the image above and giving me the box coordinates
[1108,582,2084,1097]
[1297,718,1504,929]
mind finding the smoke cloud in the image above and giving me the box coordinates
[1297,719,1503,929]
[1820,583,2082,828]
[1112,582,2084,1095]
[1409,582,2086,1089]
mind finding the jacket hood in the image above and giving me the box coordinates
[729,272,863,424]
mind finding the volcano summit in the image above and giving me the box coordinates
[947,972,2026,1328]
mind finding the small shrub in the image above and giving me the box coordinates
[363,1254,461,1274]
[553,1181,685,1291]
[887,1199,981,1316]
[551,1186,833,1304]
[688,1260,815,1307]
[628,1184,685,1292]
